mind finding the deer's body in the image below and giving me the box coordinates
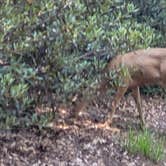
[106,48,166,89]
[74,48,166,128]
[102,48,166,127]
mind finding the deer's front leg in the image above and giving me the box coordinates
[106,86,128,125]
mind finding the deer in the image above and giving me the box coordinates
[73,48,166,130]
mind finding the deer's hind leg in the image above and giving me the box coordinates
[132,87,145,128]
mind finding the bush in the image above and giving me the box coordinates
[127,0,166,46]
[0,62,37,128]
[0,0,166,127]
[0,62,36,112]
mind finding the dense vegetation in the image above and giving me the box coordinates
[0,0,166,128]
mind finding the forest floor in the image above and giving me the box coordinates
[0,94,166,166]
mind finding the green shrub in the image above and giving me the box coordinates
[0,62,36,111]
[127,0,166,46]
[0,108,17,129]
[0,62,37,129]
[0,0,166,127]
[0,1,157,85]
[141,86,166,97]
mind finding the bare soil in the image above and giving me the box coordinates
[0,95,166,166]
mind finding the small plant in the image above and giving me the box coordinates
[31,112,55,129]
[125,129,165,162]
[0,109,17,129]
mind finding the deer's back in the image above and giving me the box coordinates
[107,48,166,88]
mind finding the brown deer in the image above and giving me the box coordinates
[73,48,166,130]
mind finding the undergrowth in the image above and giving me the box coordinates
[124,129,165,162]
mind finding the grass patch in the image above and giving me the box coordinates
[125,129,165,162]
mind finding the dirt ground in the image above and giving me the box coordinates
[0,95,166,166]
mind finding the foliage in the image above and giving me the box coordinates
[0,0,166,127]
[129,0,166,43]
[125,129,165,162]
[0,62,36,112]
[141,86,166,97]
[31,112,55,129]
[0,62,37,129]
[0,108,17,129]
